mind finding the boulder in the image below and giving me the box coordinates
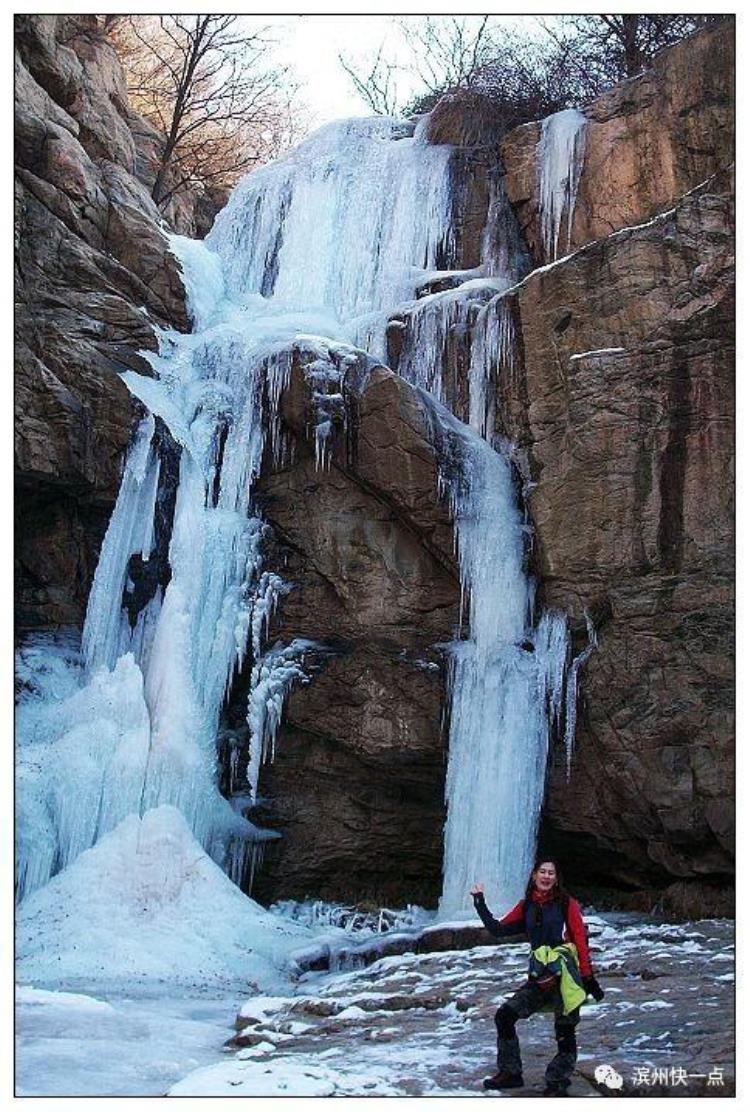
[246,359,460,907]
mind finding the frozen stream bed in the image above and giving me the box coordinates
[16,913,734,1097]
[15,985,246,1097]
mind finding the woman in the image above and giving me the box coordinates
[471,857,604,1097]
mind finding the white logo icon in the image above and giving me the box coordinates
[595,1064,624,1090]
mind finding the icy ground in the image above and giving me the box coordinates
[15,986,249,1097]
[17,911,732,1096]
[171,914,735,1099]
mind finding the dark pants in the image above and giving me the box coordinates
[494,980,580,1090]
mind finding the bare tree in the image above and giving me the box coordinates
[403,16,495,98]
[340,16,498,116]
[340,13,730,124]
[338,44,401,116]
[539,14,728,99]
[109,15,296,208]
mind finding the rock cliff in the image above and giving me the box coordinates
[499,24,734,910]
[14,17,734,915]
[509,173,734,904]
[501,23,734,263]
[426,22,734,910]
[14,15,192,630]
[249,358,460,906]
[380,22,733,910]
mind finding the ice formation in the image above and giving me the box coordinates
[15,117,460,906]
[418,397,569,916]
[537,108,588,261]
[378,160,575,914]
[564,611,598,776]
[391,168,528,441]
[393,281,503,406]
[208,116,456,351]
[17,109,588,935]
[16,806,312,991]
[467,294,518,440]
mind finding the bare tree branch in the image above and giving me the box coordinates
[109,15,298,210]
[336,13,730,124]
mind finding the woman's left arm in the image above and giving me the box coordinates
[564,898,592,974]
[566,898,604,1000]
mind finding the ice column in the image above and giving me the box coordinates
[246,638,318,803]
[564,611,598,775]
[81,415,160,674]
[418,397,570,917]
[467,294,517,441]
[537,108,588,262]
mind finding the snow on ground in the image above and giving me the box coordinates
[169,1054,400,1097]
[16,864,734,1098]
[15,806,320,1096]
[170,914,735,1099]
[15,987,247,1097]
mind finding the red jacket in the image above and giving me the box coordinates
[475,888,593,977]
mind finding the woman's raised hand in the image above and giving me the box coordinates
[470,882,485,897]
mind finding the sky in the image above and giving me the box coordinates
[254,14,543,127]
[270,15,403,123]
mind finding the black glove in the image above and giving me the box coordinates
[583,975,604,1002]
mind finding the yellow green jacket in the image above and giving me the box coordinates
[528,942,587,1015]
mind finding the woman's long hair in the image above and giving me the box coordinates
[524,855,569,902]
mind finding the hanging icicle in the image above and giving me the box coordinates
[537,108,588,262]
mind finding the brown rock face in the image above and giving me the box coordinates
[244,359,460,906]
[501,21,734,264]
[14,15,188,631]
[396,25,734,902]
[497,179,733,891]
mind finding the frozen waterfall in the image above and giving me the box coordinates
[418,394,568,918]
[537,108,588,262]
[15,117,460,903]
[208,115,456,357]
[17,110,578,920]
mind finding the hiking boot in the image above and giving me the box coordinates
[483,1071,524,1090]
[542,1083,570,1096]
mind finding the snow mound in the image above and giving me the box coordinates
[169,1054,399,1097]
[15,986,116,1013]
[17,806,311,993]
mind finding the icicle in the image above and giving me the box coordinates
[534,609,571,736]
[395,281,504,411]
[418,395,570,918]
[564,610,597,776]
[537,109,587,262]
[81,416,159,674]
[302,351,348,471]
[467,294,516,440]
[246,639,318,802]
[394,293,458,402]
[481,166,532,282]
[225,821,279,889]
